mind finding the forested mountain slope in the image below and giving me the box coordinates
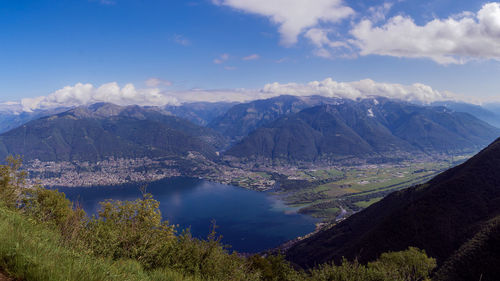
[227,98,500,162]
[287,136,500,281]
[0,103,223,162]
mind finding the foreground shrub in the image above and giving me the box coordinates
[309,259,382,281]
[0,203,157,281]
[368,247,436,281]
[249,254,304,281]
[22,186,86,244]
[84,195,257,280]
[0,156,26,208]
[84,193,176,268]
[309,248,436,281]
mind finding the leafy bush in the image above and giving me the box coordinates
[84,194,176,268]
[248,254,304,281]
[308,248,436,281]
[0,202,159,281]
[0,156,26,208]
[368,247,436,281]
[22,186,86,244]
[309,259,382,281]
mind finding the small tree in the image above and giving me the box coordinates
[85,193,176,268]
[22,186,87,243]
[309,258,382,281]
[0,155,26,208]
[368,247,437,281]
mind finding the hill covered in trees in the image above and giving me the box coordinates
[0,103,224,162]
[286,137,500,281]
[208,95,339,145]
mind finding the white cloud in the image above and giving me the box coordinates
[172,34,191,46]
[242,54,260,61]
[6,78,480,113]
[260,78,462,103]
[213,1,500,64]
[213,53,230,64]
[275,57,289,63]
[367,2,393,23]
[304,28,350,58]
[145,78,172,87]
[351,2,500,64]
[20,82,179,112]
[169,88,261,103]
[171,78,471,105]
[212,0,354,46]
[92,0,115,5]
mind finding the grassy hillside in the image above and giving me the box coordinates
[0,202,201,281]
[0,201,437,281]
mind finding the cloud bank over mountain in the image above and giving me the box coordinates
[18,82,179,112]
[260,78,459,103]
[1,78,476,113]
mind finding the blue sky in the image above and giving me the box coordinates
[1,0,500,109]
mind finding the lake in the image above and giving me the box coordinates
[56,177,318,253]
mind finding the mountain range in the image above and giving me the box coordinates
[0,103,223,162]
[208,95,340,145]
[0,107,70,134]
[0,96,498,165]
[226,98,500,162]
[164,101,236,126]
[431,101,500,128]
[286,136,500,280]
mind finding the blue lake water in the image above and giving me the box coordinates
[56,177,318,253]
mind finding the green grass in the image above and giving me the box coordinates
[0,201,438,281]
[322,208,340,216]
[283,160,460,220]
[354,197,383,208]
[301,207,340,218]
[0,204,200,281]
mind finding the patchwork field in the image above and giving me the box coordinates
[276,155,472,221]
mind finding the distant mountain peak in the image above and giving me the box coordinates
[225,99,500,163]
[0,103,223,162]
[56,103,168,120]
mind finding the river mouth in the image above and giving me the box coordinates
[55,177,319,253]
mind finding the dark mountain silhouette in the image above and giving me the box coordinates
[286,137,500,281]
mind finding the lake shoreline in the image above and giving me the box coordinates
[55,177,319,253]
